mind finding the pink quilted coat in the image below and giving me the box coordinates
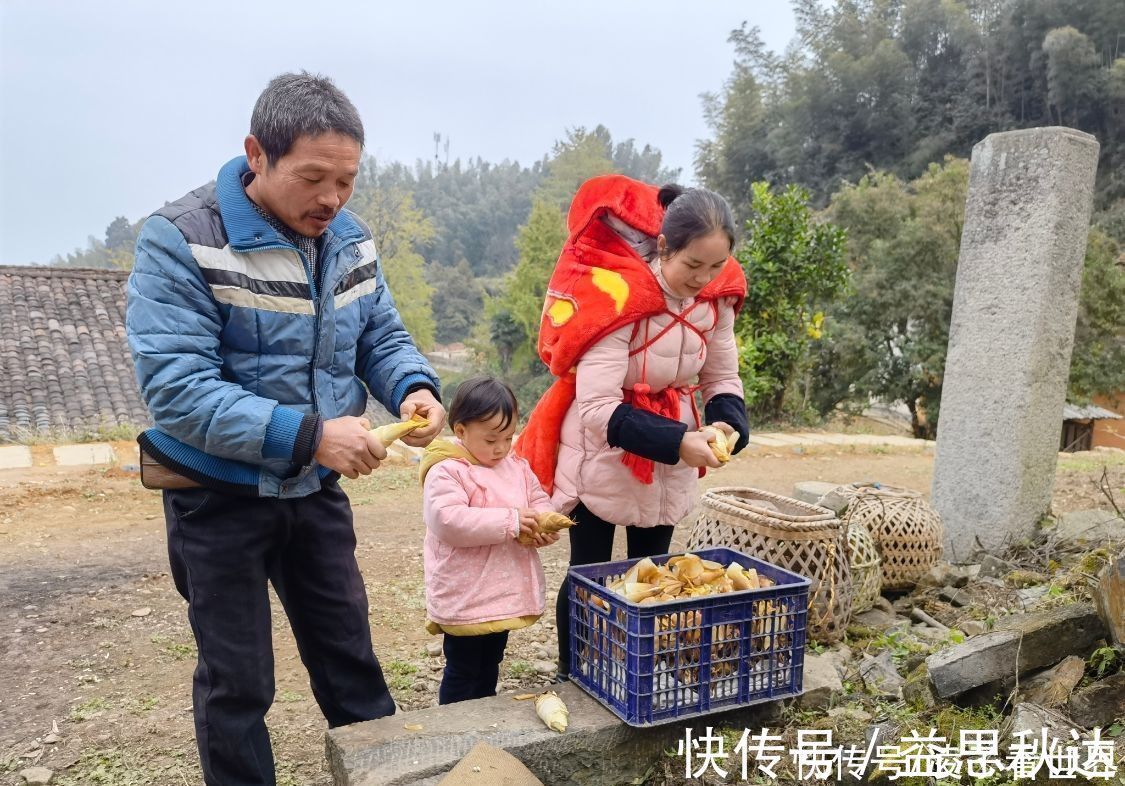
[551,279,743,528]
[422,446,552,626]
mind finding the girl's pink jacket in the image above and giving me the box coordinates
[422,447,552,627]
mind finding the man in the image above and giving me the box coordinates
[126,72,444,786]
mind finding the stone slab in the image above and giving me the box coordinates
[327,683,783,786]
[52,443,116,466]
[0,445,33,469]
[932,128,1100,561]
[924,603,1107,698]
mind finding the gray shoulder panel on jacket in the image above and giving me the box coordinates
[153,181,228,249]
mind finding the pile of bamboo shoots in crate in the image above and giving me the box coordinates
[577,553,794,708]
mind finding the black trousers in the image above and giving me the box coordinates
[163,481,395,786]
[554,502,674,675]
[439,631,509,705]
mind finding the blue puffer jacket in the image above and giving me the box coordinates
[126,156,439,498]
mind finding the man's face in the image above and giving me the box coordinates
[244,131,361,237]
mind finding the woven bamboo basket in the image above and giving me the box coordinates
[844,519,882,613]
[687,487,852,644]
[839,483,943,590]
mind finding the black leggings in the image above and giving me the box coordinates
[439,631,509,705]
[555,501,674,675]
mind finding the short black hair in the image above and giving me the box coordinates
[657,184,737,255]
[250,71,364,165]
[448,376,518,431]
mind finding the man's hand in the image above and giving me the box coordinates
[314,416,387,479]
[399,388,446,447]
[679,429,722,469]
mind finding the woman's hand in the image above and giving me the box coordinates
[709,421,735,439]
[679,429,722,468]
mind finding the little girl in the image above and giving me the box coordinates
[420,375,559,704]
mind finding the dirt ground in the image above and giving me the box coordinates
[1,442,1121,785]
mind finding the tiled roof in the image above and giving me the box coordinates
[1063,403,1123,421]
[0,266,150,440]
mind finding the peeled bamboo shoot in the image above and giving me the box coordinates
[535,691,569,732]
[370,414,429,446]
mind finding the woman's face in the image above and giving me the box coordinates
[657,229,731,298]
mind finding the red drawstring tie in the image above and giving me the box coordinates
[620,382,701,484]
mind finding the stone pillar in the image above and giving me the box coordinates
[933,127,1099,561]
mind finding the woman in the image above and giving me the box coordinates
[516,174,750,679]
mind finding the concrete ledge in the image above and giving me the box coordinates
[0,445,33,469]
[326,683,783,786]
[52,442,116,466]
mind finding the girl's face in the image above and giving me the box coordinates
[453,412,517,467]
[656,229,731,299]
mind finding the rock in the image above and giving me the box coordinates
[532,660,555,675]
[797,654,844,709]
[439,742,544,785]
[977,554,1016,580]
[919,564,971,589]
[130,607,151,617]
[792,481,842,507]
[1000,702,1082,753]
[1068,674,1125,729]
[925,603,1108,698]
[910,624,948,643]
[960,620,987,636]
[852,607,898,630]
[425,642,442,657]
[822,643,853,678]
[872,596,896,615]
[827,706,873,722]
[858,651,904,699]
[1018,655,1086,708]
[1094,549,1125,647]
[938,586,971,606]
[1054,509,1124,546]
[902,663,936,710]
[19,768,53,785]
[1015,585,1050,610]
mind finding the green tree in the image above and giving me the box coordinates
[822,157,969,437]
[503,199,567,349]
[535,127,616,211]
[735,182,849,421]
[1042,26,1105,127]
[353,184,437,351]
[430,259,484,344]
[1069,228,1125,399]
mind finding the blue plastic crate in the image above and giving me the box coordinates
[567,547,811,726]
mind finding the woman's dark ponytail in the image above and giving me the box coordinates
[657,183,685,209]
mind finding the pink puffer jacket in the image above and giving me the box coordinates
[551,289,743,527]
[423,448,552,626]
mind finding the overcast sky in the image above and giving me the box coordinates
[0,1,795,265]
